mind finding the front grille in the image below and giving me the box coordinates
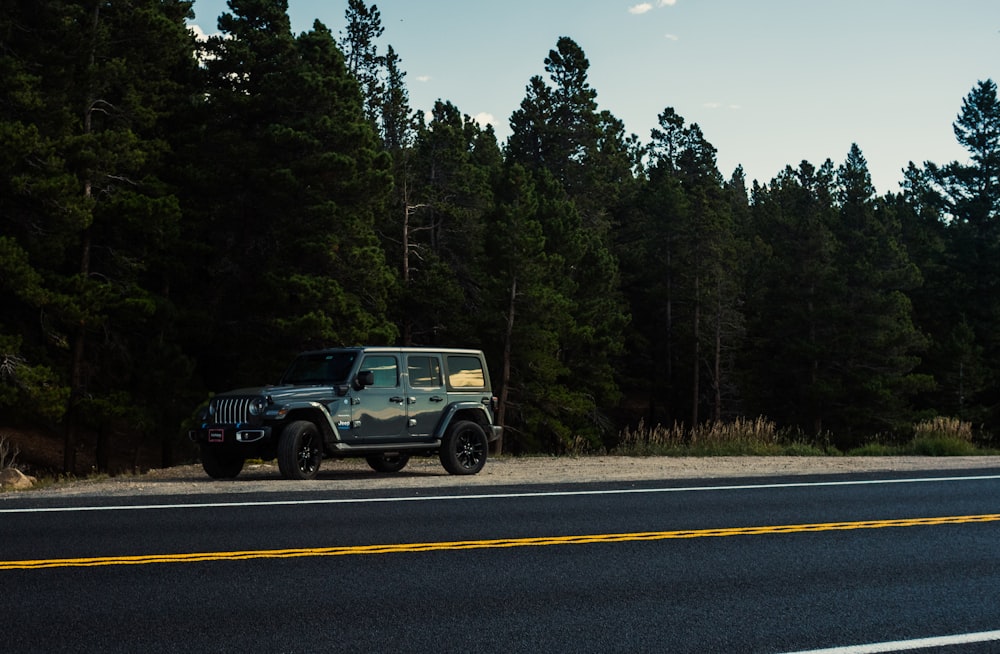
[215,397,252,424]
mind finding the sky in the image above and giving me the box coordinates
[188,0,1000,194]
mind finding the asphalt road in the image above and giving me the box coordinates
[3,469,1000,653]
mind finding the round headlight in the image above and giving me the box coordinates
[248,398,266,416]
[207,402,216,417]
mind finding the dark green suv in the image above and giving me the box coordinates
[189,347,502,480]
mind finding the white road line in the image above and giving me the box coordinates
[2,473,999,514]
[781,629,1000,653]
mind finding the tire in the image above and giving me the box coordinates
[366,452,411,473]
[277,420,323,480]
[439,420,488,475]
[200,445,244,479]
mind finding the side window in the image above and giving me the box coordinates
[362,355,399,388]
[408,356,442,388]
[446,355,486,389]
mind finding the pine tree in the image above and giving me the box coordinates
[0,0,200,472]
[744,162,843,435]
[832,145,929,436]
[381,45,414,153]
[628,108,744,429]
[390,101,498,346]
[744,150,929,441]
[179,0,396,389]
[481,164,549,452]
[339,0,386,135]
[909,80,1000,424]
[505,37,629,449]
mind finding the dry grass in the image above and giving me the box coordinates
[913,416,973,442]
[611,416,820,456]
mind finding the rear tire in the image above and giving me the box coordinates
[278,421,322,480]
[200,446,244,479]
[366,452,410,473]
[439,421,488,475]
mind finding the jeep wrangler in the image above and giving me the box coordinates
[189,347,503,480]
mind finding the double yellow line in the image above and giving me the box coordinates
[4,513,999,570]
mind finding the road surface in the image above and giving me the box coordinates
[2,467,1000,653]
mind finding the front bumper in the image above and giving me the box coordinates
[189,424,273,445]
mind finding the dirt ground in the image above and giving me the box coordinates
[12,454,1000,498]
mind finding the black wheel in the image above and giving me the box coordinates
[278,420,322,480]
[439,420,488,475]
[200,445,244,479]
[366,452,411,473]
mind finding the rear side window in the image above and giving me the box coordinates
[446,355,486,389]
[408,356,443,388]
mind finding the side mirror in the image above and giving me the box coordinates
[354,370,375,390]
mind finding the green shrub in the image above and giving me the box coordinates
[905,417,977,455]
[846,442,902,456]
[907,436,978,456]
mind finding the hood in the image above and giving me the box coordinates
[218,384,340,405]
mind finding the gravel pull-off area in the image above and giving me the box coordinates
[10,455,1000,498]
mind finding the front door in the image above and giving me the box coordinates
[353,354,407,441]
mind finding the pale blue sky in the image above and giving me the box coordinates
[190,1,1000,194]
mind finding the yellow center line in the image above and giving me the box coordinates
[4,513,999,570]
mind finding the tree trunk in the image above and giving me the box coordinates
[65,2,101,475]
[495,276,517,454]
[691,274,700,428]
[401,201,412,346]
[713,292,722,423]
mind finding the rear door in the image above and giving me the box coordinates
[404,353,446,439]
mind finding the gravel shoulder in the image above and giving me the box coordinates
[13,455,1000,498]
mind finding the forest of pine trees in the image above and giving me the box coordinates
[3,0,1000,473]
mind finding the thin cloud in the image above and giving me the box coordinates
[473,112,496,128]
[665,33,679,41]
[416,75,431,83]
[187,22,228,42]
[188,23,211,41]
[703,102,742,111]
[629,1,676,15]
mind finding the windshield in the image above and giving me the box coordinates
[281,351,357,385]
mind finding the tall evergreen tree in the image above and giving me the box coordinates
[634,108,743,428]
[744,162,843,435]
[896,164,986,421]
[911,79,1000,425]
[392,101,498,346]
[0,0,200,472]
[179,0,396,389]
[832,145,929,436]
[745,150,928,441]
[505,37,629,449]
[481,164,551,452]
[339,0,385,134]
[381,45,414,153]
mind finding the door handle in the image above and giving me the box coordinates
[430,396,444,403]
[389,396,404,403]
